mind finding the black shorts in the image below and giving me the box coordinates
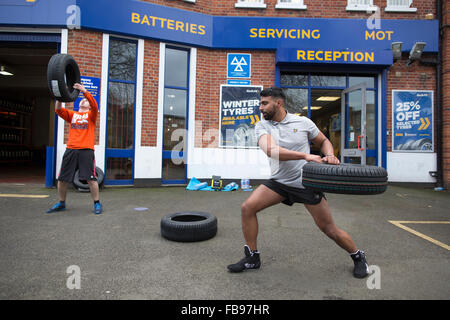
[58,149,97,183]
[262,179,325,206]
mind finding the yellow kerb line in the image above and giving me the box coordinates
[388,220,450,251]
[0,194,49,198]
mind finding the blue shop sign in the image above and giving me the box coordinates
[79,0,213,48]
[0,0,439,55]
[392,90,434,153]
[213,16,438,52]
[276,47,393,66]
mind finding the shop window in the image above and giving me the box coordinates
[349,76,375,88]
[283,88,308,116]
[109,40,137,82]
[162,46,189,183]
[165,48,188,88]
[275,0,307,10]
[235,0,267,9]
[310,75,346,87]
[106,38,137,184]
[385,0,417,12]
[346,0,377,11]
[281,73,308,87]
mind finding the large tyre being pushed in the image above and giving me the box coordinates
[161,212,218,242]
[47,53,81,102]
[302,162,388,195]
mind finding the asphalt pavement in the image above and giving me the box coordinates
[0,182,449,300]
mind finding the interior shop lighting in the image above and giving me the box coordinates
[316,96,340,102]
[0,65,13,76]
[391,42,403,60]
[303,106,322,110]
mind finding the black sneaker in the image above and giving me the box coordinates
[46,202,66,214]
[227,245,261,273]
[351,250,369,278]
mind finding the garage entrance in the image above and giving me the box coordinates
[0,34,59,184]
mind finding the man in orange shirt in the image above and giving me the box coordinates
[46,83,103,214]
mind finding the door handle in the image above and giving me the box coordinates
[358,135,365,151]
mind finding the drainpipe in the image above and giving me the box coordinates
[435,0,444,190]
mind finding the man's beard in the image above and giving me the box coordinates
[262,110,275,120]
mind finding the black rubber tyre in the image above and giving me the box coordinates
[161,211,218,242]
[73,166,104,191]
[47,53,81,102]
[302,162,388,195]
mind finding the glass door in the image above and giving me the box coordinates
[161,47,189,184]
[341,84,367,165]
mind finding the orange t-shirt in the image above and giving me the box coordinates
[56,91,99,150]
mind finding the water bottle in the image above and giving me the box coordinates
[241,179,250,190]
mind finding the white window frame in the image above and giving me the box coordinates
[275,0,307,10]
[385,0,417,12]
[235,0,267,9]
[346,0,377,12]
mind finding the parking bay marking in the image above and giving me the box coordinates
[388,220,450,251]
[0,194,49,198]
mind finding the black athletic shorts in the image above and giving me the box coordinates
[262,179,325,206]
[58,148,97,183]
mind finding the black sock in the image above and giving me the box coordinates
[59,201,65,206]
[94,200,100,204]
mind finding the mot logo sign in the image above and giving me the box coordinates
[227,53,251,79]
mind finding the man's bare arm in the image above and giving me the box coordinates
[258,134,323,163]
[311,131,340,164]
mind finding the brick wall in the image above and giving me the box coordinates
[386,55,436,152]
[65,29,102,146]
[141,40,160,147]
[141,0,435,19]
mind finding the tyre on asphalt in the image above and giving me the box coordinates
[161,211,218,242]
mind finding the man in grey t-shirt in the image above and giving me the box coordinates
[227,87,369,279]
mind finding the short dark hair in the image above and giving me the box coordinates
[260,87,286,103]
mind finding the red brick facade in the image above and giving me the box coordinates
[141,40,160,147]
[386,57,436,152]
[66,29,102,146]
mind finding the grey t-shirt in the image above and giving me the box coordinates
[255,112,319,189]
